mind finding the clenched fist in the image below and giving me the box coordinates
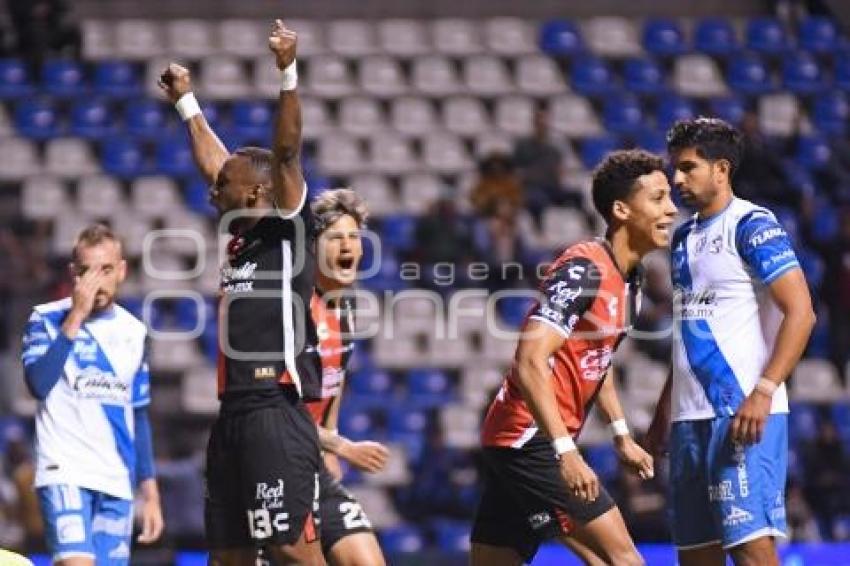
[158,63,192,104]
[268,19,297,70]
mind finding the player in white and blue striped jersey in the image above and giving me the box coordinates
[646,119,816,566]
[21,224,163,565]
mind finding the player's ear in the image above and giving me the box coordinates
[611,200,631,223]
[68,262,77,279]
[714,158,731,178]
[117,259,128,283]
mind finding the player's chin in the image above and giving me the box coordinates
[334,269,358,287]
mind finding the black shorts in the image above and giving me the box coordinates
[205,393,322,549]
[318,466,373,555]
[471,434,616,562]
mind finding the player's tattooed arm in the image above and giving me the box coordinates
[158,63,229,184]
[268,19,307,214]
[597,369,654,480]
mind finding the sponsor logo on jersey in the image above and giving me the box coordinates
[74,366,129,403]
[256,479,286,509]
[579,346,612,381]
[722,505,753,527]
[528,512,552,530]
[108,542,130,559]
[547,281,584,308]
[749,227,785,248]
[56,514,86,544]
[221,261,258,293]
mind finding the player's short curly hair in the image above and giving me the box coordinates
[666,117,743,176]
[591,149,665,225]
[311,188,369,235]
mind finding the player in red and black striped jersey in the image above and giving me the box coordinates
[471,150,678,565]
[161,21,325,566]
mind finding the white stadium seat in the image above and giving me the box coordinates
[548,94,603,138]
[378,19,431,57]
[422,132,473,174]
[462,55,513,97]
[131,176,181,218]
[318,134,364,175]
[516,55,567,96]
[494,95,536,137]
[443,96,490,137]
[82,20,115,60]
[77,175,126,219]
[219,19,267,57]
[115,20,164,60]
[674,54,728,98]
[400,172,447,214]
[300,97,334,140]
[359,56,408,98]
[391,97,438,137]
[412,55,461,97]
[22,176,67,220]
[758,93,800,138]
[348,173,400,217]
[167,20,215,59]
[45,138,99,178]
[285,19,326,58]
[484,17,537,56]
[369,133,418,175]
[339,97,387,137]
[0,138,41,180]
[307,55,356,99]
[432,19,484,56]
[199,56,250,100]
[583,17,642,58]
[791,359,843,402]
[541,207,590,249]
[328,20,378,57]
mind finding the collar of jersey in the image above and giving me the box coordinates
[87,304,117,321]
[694,197,735,229]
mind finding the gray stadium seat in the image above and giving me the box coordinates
[45,138,100,178]
[400,172,447,214]
[359,56,408,98]
[22,176,67,220]
[443,96,490,137]
[131,176,181,218]
[412,55,461,97]
[348,173,400,217]
[378,19,431,57]
[791,359,842,402]
[758,93,800,137]
[441,404,480,448]
[541,207,590,249]
[307,55,356,98]
[151,338,202,373]
[199,55,250,100]
[82,20,114,60]
[115,20,164,60]
[181,365,219,415]
[484,17,537,56]
[77,175,126,219]
[516,55,567,96]
[252,54,283,98]
[328,20,378,57]
[167,20,215,59]
[300,97,334,140]
[340,97,386,137]
[548,94,603,138]
[583,17,642,58]
[0,138,41,180]
[432,19,484,56]
[52,214,90,256]
[285,19,326,58]
[318,134,364,175]
[391,97,438,137]
[462,55,513,96]
[369,133,418,175]
[494,95,535,137]
[422,132,472,174]
[219,19,267,58]
[674,54,728,98]
[473,132,514,157]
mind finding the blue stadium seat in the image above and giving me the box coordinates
[42,59,86,98]
[389,431,425,465]
[359,251,409,293]
[582,445,620,484]
[570,57,615,96]
[13,98,61,140]
[101,136,148,178]
[633,129,666,154]
[781,159,816,198]
[379,525,425,554]
[809,196,839,242]
[693,18,738,56]
[125,99,168,139]
[388,406,429,436]
[93,61,142,98]
[201,318,218,364]
[708,96,745,125]
[232,100,273,145]
[831,403,850,448]
[788,402,819,444]
[433,520,471,553]
[727,52,772,95]
[799,16,839,54]
[174,297,203,331]
[782,52,825,95]
[812,91,848,136]
[539,19,584,57]
[0,58,34,98]
[497,295,535,329]
[70,98,115,139]
[156,135,195,177]
[200,101,222,130]
[642,19,686,57]
[183,177,217,217]
[580,135,621,169]
[379,215,417,251]
[603,93,644,134]
[655,94,694,131]
[339,408,381,442]
[805,311,831,359]
[837,53,850,92]
[798,247,824,292]
[349,368,394,397]
[795,135,831,170]
[623,58,665,95]
[745,17,790,55]
[407,368,454,408]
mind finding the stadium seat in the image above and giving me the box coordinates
[21,176,67,219]
[782,51,825,95]
[400,173,446,215]
[484,17,536,56]
[0,59,33,98]
[93,60,142,98]
[541,206,590,248]
[569,56,615,96]
[199,56,250,100]
[799,16,839,54]
[603,93,644,134]
[795,135,831,170]
[432,19,483,56]
[379,525,425,554]
[166,19,214,58]
[407,368,454,407]
[300,97,333,139]
[45,138,99,178]
[349,173,399,217]
[369,132,418,175]
[115,19,164,59]
[328,20,378,57]
[516,55,566,96]
[656,94,695,131]
[580,135,621,169]
[378,19,430,57]
[642,18,686,57]
[812,91,848,136]
[307,55,356,98]
[41,59,87,98]
[131,176,181,217]
[284,19,325,58]
[758,93,799,137]
[155,135,195,178]
[391,96,438,136]
[101,136,147,178]
[788,402,819,443]
[338,97,384,137]
[14,98,61,140]
[836,53,850,92]
[181,365,219,415]
[411,55,461,97]
[433,520,472,553]
[745,17,790,55]
[0,138,41,180]
[673,54,727,98]
[462,55,512,96]
[125,99,168,139]
[791,358,842,402]
[633,129,667,154]
[548,94,602,137]
[82,20,115,60]
[539,19,584,57]
[380,215,417,251]
[70,98,114,140]
[359,56,408,98]
[727,52,772,95]
[832,403,850,448]
[219,19,267,57]
[422,132,472,174]
[693,17,738,56]
[77,175,125,218]
[183,177,216,217]
[623,58,666,95]
[443,96,489,137]
[317,133,364,176]
[388,406,429,437]
[809,196,839,242]
[231,100,273,143]
[583,17,642,58]
[496,295,534,329]
[494,95,535,137]
[339,408,381,442]
[708,96,745,125]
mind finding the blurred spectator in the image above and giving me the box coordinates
[7,0,81,70]
[787,480,821,542]
[413,198,477,267]
[734,111,800,209]
[802,418,850,538]
[469,152,523,217]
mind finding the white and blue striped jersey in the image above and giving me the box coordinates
[22,298,150,500]
[671,198,800,422]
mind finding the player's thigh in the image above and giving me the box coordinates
[669,420,720,549]
[565,506,643,566]
[327,532,385,566]
[677,543,726,566]
[559,534,608,566]
[728,535,779,566]
[37,484,96,565]
[265,527,326,566]
[90,493,133,565]
[469,543,525,566]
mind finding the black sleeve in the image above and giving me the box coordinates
[528,256,602,337]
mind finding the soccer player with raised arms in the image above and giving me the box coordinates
[647,118,816,566]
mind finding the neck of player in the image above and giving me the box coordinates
[607,229,642,276]
[697,186,734,220]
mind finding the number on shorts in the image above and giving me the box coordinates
[340,501,371,530]
[248,508,273,539]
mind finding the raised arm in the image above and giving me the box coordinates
[267,19,306,213]
[158,63,229,185]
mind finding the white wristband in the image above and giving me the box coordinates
[755,377,778,397]
[281,60,298,91]
[175,92,201,121]
[552,436,577,457]
[610,419,630,437]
